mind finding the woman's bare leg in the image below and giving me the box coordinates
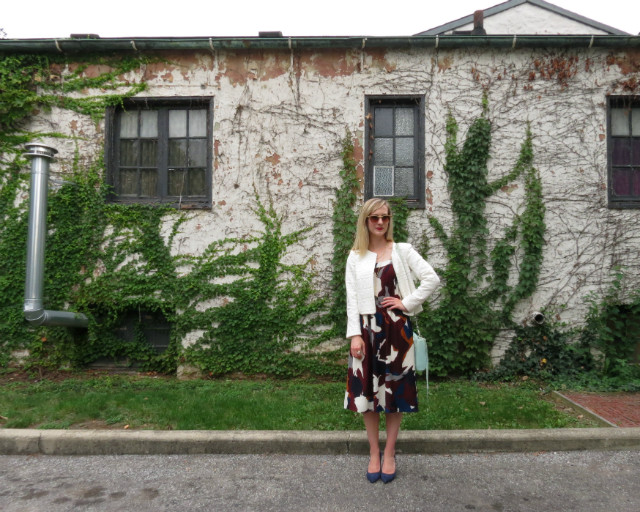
[382,412,402,473]
[363,412,381,472]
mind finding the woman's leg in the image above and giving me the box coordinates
[363,411,381,472]
[382,412,402,473]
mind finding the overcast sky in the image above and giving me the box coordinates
[2,0,638,39]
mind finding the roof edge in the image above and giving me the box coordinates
[1,34,640,53]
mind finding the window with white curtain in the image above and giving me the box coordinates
[365,96,425,208]
[106,97,212,208]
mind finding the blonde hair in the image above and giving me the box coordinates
[352,198,394,255]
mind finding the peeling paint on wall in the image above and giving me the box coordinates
[613,49,640,75]
[215,50,290,86]
[27,45,640,353]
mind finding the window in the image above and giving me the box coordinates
[608,97,640,208]
[113,309,172,355]
[365,96,425,208]
[88,308,171,369]
[105,97,213,208]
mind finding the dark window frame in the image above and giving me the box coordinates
[364,95,425,209]
[607,96,640,209]
[105,96,213,209]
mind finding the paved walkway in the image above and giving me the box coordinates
[2,451,640,511]
[560,392,640,428]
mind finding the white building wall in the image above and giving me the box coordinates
[453,4,610,34]
[29,45,640,355]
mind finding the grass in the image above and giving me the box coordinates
[0,373,599,430]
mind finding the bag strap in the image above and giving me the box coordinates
[414,321,429,398]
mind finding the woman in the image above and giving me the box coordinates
[344,198,440,483]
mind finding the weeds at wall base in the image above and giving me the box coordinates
[478,312,640,392]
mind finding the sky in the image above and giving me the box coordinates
[2,0,639,39]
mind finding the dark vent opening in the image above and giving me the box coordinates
[88,309,171,370]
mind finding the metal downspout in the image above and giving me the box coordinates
[23,143,89,328]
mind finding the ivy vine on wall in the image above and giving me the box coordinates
[0,53,333,377]
[420,99,546,376]
[0,53,149,368]
[183,194,330,377]
[328,131,359,335]
[10,52,631,382]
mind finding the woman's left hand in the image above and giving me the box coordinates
[379,296,407,311]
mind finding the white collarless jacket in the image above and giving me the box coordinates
[345,242,440,339]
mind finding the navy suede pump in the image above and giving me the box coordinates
[381,456,396,483]
[366,454,382,483]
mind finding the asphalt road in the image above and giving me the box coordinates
[2,450,639,511]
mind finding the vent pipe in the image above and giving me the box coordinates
[23,143,88,328]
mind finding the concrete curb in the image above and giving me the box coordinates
[1,428,639,456]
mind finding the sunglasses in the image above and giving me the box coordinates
[368,215,391,223]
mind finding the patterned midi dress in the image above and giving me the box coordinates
[344,260,418,413]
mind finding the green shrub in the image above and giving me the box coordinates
[479,322,594,383]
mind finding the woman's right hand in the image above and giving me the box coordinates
[350,336,365,359]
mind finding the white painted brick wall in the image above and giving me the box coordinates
[27,46,640,354]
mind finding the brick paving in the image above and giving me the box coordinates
[561,392,640,427]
